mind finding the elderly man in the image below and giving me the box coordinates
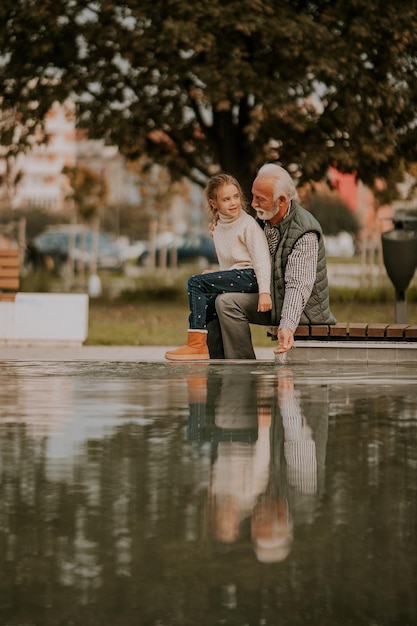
[207,163,336,359]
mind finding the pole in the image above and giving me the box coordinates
[395,289,407,324]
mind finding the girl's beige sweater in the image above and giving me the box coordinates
[213,210,271,294]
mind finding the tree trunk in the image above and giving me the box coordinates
[90,216,100,276]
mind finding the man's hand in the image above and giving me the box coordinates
[257,293,272,312]
[274,326,294,354]
[277,368,294,393]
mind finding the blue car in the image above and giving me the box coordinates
[33,226,124,271]
[138,234,218,267]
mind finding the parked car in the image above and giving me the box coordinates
[32,226,124,271]
[138,234,218,267]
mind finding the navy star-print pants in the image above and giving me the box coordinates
[187,268,258,330]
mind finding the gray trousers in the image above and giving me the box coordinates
[207,292,273,360]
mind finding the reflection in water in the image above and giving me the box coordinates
[189,367,326,564]
[0,361,416,625]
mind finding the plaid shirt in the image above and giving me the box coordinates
[279,232,318,332]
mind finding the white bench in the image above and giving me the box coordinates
[0,292,89,346]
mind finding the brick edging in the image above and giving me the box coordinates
[294,323,417,341]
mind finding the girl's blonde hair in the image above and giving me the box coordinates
[205,173,247,220]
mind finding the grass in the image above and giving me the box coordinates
[87,300,189,346]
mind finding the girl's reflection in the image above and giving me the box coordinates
[187,366,328,563]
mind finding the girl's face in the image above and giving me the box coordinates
[211,183,242,219]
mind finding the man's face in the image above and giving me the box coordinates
[251,177,278,221]
[251,176,289,223]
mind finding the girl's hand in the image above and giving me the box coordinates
[257,293,272,312]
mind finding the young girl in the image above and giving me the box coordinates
[165,173,272,361]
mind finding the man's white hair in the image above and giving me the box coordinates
[256,164,297,202]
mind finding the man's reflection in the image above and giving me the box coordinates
[186,366,329,563]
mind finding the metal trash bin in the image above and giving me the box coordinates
[381,227,417,323]
[392,211,417,233]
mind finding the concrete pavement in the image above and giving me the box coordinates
[0,344,275,362]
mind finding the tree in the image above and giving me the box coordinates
[63,165,108,223]
[63,165,107,277]
[1,0,417,198]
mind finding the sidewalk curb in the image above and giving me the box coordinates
[0,345,275,362]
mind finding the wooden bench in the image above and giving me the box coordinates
[294,323,417,342]
[0,249,20,302]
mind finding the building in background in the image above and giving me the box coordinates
[2,101,143,215]
[2,101,205,242]
[11,101,77,211]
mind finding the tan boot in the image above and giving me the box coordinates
[165,330,209,361]
[187,375,208,403]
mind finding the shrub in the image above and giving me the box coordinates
[307,194,360,236]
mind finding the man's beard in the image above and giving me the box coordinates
[254,207,279,221]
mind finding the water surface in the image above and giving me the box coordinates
[0,360,416,625]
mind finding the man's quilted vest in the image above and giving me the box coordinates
[265,201,336,327]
